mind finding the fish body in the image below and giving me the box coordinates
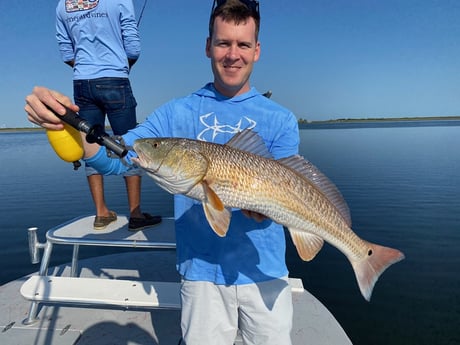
[132,130,404,301]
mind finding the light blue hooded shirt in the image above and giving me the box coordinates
[56,0,140,79]
[86,84,300,284]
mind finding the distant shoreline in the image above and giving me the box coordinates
[298,116,460,129]
[2,116,459,133]
[299,115,460,125]
[0,127,45,133]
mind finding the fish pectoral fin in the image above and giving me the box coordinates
[202,181,231,237]
[203,202,231,237]
[288,229,324,261]
[202,180,224,211]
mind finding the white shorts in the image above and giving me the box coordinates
[180,276,293,345]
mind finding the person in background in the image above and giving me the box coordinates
[26,0,299,343]
[55,0,161,230]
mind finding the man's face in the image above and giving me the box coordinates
[206,16,260,97]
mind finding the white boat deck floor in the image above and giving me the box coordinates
[1,251,183,345]
[1,217,352,345]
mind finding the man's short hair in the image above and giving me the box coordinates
[208,0,260,40]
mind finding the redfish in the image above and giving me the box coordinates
[132,130,404,301]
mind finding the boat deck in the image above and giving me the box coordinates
[1,250,182,344]
[0,216,352,345]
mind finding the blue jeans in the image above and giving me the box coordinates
[73,77,140,176]
[73,77,137,134]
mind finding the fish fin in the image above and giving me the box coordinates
[279,155,352,227]
[350,241,405,301]
[225,129,273,159]
[288,228,324,261]
[202,181,231,237]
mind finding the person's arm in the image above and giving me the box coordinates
[55,6,75,66]
[84,146,128,174]
[120,0,141,67]
[270,111,300,159]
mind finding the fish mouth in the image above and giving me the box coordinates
[133,140,176,175]
[133,150,158,174]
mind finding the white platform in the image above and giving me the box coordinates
[21,276,182,309]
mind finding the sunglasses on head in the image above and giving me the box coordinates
[211,0,260,15]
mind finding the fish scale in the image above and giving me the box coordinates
[132,130,404,301]
[198,141,359,254]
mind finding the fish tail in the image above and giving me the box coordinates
[351,241,405,301]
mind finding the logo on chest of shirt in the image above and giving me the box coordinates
[66,0,99,12]
[198,112,257,142]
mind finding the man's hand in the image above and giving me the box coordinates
[25,86,79,130]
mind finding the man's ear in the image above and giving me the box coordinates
[254,41,261,62]
[205,37,211,58]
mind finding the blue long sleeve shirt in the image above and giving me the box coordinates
[86,84,300,285]
[56,0,140,79]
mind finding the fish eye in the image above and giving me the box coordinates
[367,249,373,256]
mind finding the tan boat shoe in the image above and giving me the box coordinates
[93,211,117,230]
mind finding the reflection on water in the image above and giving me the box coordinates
[294,125,460,345]
[0,124,459,345]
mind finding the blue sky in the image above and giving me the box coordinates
[1,0,459,128]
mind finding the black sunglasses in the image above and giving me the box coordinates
[211,0,260,15]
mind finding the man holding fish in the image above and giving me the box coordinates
[25,1,404,344]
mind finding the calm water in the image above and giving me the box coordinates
[1,123,459,345]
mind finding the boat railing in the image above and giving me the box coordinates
[22,215,177,325]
